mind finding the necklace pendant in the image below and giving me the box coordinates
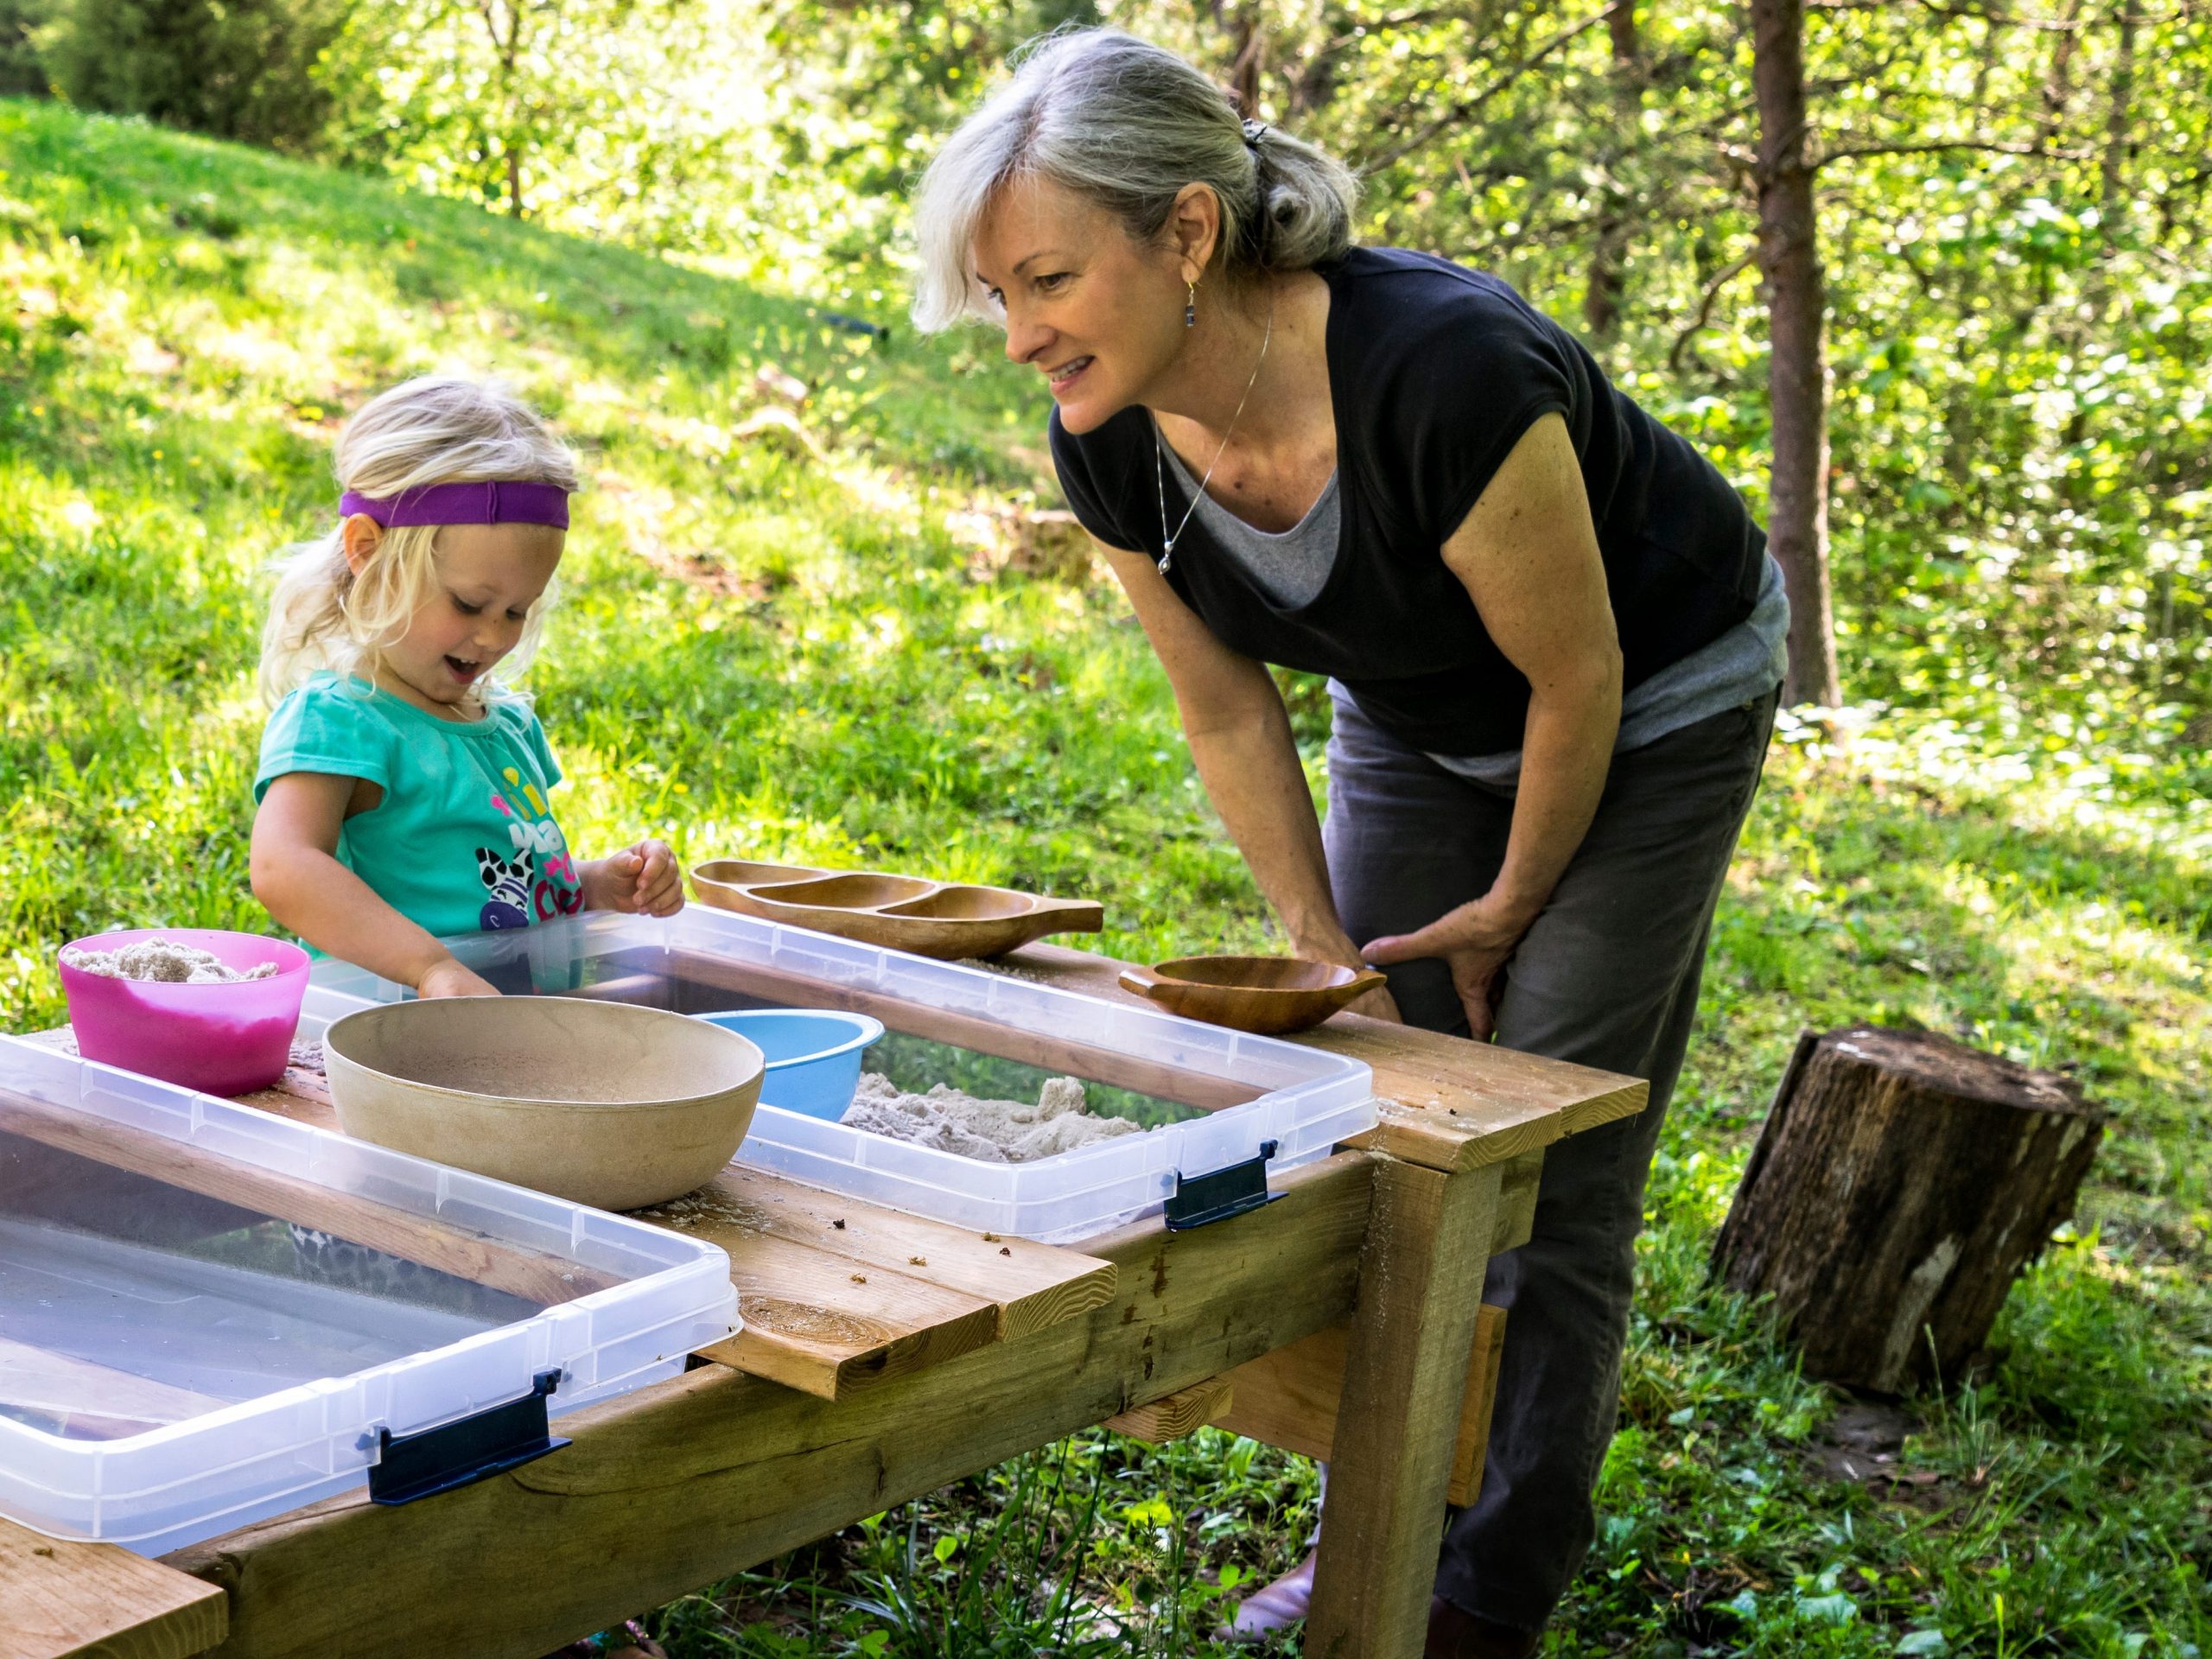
[1157,543,1174,575]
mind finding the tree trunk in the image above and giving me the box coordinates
[2040,0,2084,138]
[1751,0,1841,708]
[1713,1027,2107,1395]
[2098,0,2141,227]
[1582,1,1646,339]
[1220,0,1264,117]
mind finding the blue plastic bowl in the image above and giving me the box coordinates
[690,1009,884,1121]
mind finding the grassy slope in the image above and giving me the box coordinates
[1,101,2204,1656]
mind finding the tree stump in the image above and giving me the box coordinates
[1712,1026,2107,1394]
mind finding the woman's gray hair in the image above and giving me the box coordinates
[910,27,1360,331]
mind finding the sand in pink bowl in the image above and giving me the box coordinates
[59,927,311,1096]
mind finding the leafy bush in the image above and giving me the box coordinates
[35,0,353,150]
[0,0,46,96]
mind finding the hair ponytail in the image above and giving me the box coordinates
[1247,124,1357,274]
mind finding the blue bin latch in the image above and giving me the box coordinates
[367,1369,569,1505]
[1164,1140,1281,1231]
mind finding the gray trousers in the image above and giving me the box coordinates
[1321,688,1778,1632]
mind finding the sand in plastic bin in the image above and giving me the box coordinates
[840,1072,1142,1163]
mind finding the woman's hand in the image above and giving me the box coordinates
[583,840,686,917]
[1360,889,1541,1041]
[1344,977,1404,1023]
[416,957,501,998]
[1286,929,1405,1022]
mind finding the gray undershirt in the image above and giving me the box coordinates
[1408,554,1789,787]
[1157,421,1340,609]
[1156,425,1789,785]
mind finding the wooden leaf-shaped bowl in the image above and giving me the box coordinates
[690,859,1103,960]
[1117,956,1387,1036]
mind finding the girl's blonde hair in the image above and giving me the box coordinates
[259,375,581,708]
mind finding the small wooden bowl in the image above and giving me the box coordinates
[1117,956,1387,1036]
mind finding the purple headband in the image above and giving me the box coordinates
[339,480,569,530]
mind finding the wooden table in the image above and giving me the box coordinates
[2,942,1643,1659]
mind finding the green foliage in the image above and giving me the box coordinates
[315,0,747,242]
[27,0,2206,760]
[35,0,353,149]
[627,1428,1317,1656]
[462,0,2211,759]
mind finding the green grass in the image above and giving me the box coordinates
[2,100,2205,1657]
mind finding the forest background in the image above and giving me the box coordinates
[0,0,2207,1652]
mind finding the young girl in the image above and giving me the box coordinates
[251,374,683,997]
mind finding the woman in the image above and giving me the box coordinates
[912,28,1786,1657]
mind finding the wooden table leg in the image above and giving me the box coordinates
[1305,1157,1504,1658]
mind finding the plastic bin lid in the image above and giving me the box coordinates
[305,909,1381,1243]
[0,1035,737,1554]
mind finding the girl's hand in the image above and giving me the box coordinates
[417,957,500,998]
[1360,889,1541,1042]
[585,840,685,917]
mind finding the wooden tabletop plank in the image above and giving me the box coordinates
[1,1518,225,1659]
[677,1214,1000,1398]
[660,949,1258,1110]
[686,1167,1117,1342]
[1001,943,1649,1171]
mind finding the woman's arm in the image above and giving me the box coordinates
[1360,412,1623,1037]
[1100,541,1401,1019]
[250,772,498,997]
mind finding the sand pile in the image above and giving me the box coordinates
[61,938,279,985]
[841,1071,1143,1163]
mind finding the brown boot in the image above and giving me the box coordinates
[1223,1548,1318,1639]
[1426,1595,1541,1659]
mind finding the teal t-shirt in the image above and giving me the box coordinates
[256,674,585,941]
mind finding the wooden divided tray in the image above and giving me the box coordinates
[690,859,1103,960]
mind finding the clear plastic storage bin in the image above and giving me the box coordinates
[0,1035,737,1554]
[306,909,1379,1242]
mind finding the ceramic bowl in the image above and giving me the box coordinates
[323,997,764,1211]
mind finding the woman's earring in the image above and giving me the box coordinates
[1185,280,1198,328]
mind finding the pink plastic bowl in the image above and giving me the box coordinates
[58,928,312,1096]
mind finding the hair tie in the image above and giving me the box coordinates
[338,480,569,530]
[1242,119,1269,152]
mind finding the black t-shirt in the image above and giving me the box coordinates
[1050,246,1767,756]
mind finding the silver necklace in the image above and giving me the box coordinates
[1154,299,1274,575]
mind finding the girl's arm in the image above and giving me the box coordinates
[1100,541,1401,1021]
[251,772,499,997]
[1360,412,1623,1037]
